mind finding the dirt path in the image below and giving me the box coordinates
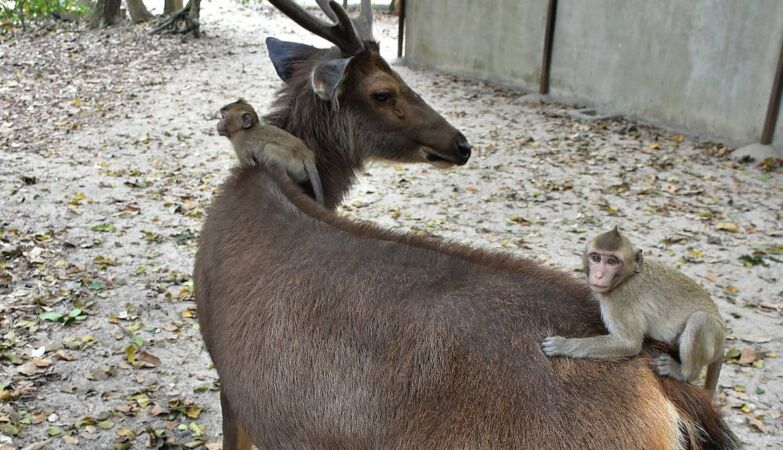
[1,0,781,448]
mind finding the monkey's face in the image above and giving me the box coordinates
[585,252,625,293]
[216,115,231,137]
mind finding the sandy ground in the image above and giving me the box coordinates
[1,0,782,448]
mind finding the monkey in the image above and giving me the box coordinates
[542,226,726,393]
[217,99,326,207]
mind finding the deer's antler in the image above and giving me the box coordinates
[315,0,374,41]
[268,0,365,55]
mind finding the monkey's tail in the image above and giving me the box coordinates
[303,160,326,207]
[704,360,722,394]
[660,377,740,450]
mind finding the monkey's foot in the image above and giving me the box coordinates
[542,336,567,357]
[654,355,684,380]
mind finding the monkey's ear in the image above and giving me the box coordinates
[266,37,320,84]
[633,249,644,274]
[311,57,353,112]
[241,112,253,129]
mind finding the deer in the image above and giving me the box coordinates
[194,1,739,449]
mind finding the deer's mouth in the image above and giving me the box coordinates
[420,147,463,169]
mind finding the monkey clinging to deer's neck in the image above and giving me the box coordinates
[542,226,726,394]
[217,99,325,207]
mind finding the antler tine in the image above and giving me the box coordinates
[268,0,364,55]
[315,0,338,22]
[315,0,374,41]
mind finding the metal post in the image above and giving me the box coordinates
[539,0,558,94]
[397,0,406,58]
[761,34,783,145]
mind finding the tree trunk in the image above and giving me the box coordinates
[126,0,153,24]
[389,0,401,15]
[164,0,183,15]
[187,0,201,37]
[90,0,122,28]
[152,0,200,36]
[17,0,27,31]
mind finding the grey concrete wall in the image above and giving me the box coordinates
[404,0,547,88]
[404,0,783,148]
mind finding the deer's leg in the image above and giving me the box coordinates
[221,390,253,450]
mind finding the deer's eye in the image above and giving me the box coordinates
[372,92,391,102]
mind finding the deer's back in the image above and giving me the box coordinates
[194,170,689,449]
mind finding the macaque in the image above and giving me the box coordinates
[542,227,726,393]
[217,99,325,207]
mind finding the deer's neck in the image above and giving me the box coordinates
[264,96,363,210]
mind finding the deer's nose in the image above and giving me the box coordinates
[455,133,472,164]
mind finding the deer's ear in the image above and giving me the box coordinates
[311,57,353,112]
[266,37,319,83]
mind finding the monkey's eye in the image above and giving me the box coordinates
[372,92,392,103]
[590,254,601,263]
[607,257,619,266]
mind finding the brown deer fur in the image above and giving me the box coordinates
[194,163,738,449]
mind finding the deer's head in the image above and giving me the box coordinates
[266,0,471,169]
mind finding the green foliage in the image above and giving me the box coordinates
[0,0,90,28]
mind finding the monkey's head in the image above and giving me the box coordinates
[583,226,643,294]
[217,99,260,139]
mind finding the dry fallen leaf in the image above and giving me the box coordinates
[32,358,52,368]
[136,350,161,368]
[17,362,38,376]
[20,440,50,450]
[739,347,757,365]
[747,415,769,433]
[715,222,739,233]
[53,350,75,361]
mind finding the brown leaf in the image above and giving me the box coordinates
[32,358,52,367]
[738,347,757,365]
[17,361,38,376]
[136,350,161,368]
[54,350,76,361]
[150,403,168,416]
[747,415,769,433]
[21,440,51,450]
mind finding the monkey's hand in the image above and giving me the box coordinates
[542,336,570,357]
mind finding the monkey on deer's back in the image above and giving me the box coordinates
[217,98,325,207]
[542,226,726,394]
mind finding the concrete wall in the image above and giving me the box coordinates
[404,0,547,88]
[404,0,783,148]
